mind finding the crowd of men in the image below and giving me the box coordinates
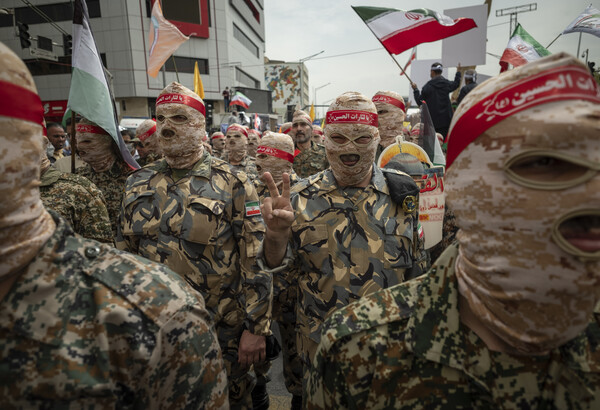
[1,37,599,410]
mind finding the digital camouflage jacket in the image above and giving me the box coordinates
[293,141,329,179]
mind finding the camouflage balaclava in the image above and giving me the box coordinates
[40,136,52,175]
[135,119,160,159]
[248,129,261,157]
[372,91,406,148]
[76,118,116,172]
[211,131,225,153]
[156,81,206,169]
[312,124,324,144]
[292,109,313,145]
[324,91,380,186]
[256,131,294,185]
[279,122,293,136]
[226,124,248,164]
[0,42,55,280]
[446,53,600,355]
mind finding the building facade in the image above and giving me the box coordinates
[264,58,309,121]
[0,0,266,128]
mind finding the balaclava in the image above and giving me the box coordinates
[135,119,160,159]
[156,81,206,169]
[248,129,261,157]
[0,42,55,280]
[324,91,380,186]
[76,118,116,172]
[226,123,248,164]
[256,131,294,185]
[211,132,226,153]
[446,53,600,355]
[312,124,324,144]
[373,91,406,148]
[292,110,313,145]
[280,122,293,135]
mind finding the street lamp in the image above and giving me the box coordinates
[299,50,324,109]
[314,82,331,118]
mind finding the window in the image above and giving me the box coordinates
[25,53,106,76]
[233,23,258,57]
[0,1,101,27]
[243,0,260,23]
[236,67,259,89]
[164,56,209,75]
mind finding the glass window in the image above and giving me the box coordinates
[233,23,259,57]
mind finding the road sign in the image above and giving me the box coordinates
[30,47,58,61]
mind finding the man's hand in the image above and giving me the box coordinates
[261,172,295,234]
[410,82,418,90]
[238,330,266,368]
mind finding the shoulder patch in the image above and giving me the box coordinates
[245,200,261,216]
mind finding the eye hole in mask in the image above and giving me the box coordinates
[504,150,598,190]
[329,134,374,146]
[156,114,189,124]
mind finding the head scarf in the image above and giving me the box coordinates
[135,119,160,159]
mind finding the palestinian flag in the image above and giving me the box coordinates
[352,6,477,55]
[230,91,252,109]
[562,5,600,38]
[500,24,550,72]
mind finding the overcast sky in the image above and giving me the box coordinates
[263,0,598,115]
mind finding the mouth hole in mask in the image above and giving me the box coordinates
[504,150,598,190]
[340,154,360,166]
[553,209,600,259]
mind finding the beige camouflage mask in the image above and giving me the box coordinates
[373,91,406,148]
[256,131,294,185]
[211,132,225,152]
[135,119,160,158]
[226,124,248,164]
[76,119,116,172]
[40,136,52,174]
[247,130,260,157]
[446,53,600,355]
[0,42,55,280]
[156,82,206,169]
[324,92,380,187]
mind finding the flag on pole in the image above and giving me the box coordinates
[400,47,417,76]
[352,6,477,55]
[254,113,261,130]
[500,24,551,72]
[229,91,252,109]
[309,104,315,121]
[194,61,205,98]
[147,0,189,78]
[64,0,138,169]
[562,5,600,38]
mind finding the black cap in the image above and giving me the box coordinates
[431,62,443,72]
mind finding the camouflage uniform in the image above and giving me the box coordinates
[229,155,259,181]
[76,160,131,238]
[0,211,228,409]
[307,242,600,409]
[116,153,271,408]
[40,166,113,244]
[292,141,329,178]
[263,166,427,378]
[136,152,162,168]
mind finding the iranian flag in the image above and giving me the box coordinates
[563,5,600,38]
[230,91,252,109]
[64,0,138,169]
[500,24,551,72]
[352,6,477,55]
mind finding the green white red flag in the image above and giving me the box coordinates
[230,91,252,109]
[500,24,551,72]
[563,5,600,38]
[352,6,477,55]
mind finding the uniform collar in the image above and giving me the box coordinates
[153,151,211,179]
[317,165,388,195]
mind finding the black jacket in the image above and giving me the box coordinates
[413,72,461,129]
[456,82,477,107]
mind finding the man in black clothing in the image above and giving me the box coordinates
[411,62,461,139]
[456,69,477,107]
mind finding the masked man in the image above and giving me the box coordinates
[311,124,324,145]
[0,41,227,409]
[248,129,261,158]
[373,90,407,157]
[117,82,271,409]
[134,119,162,167]
[260,92,428,401]
[291,110,329,178]
[211,131,226,159]
[226,123,259,180]
[307,53,600,409]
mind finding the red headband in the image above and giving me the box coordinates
[211,133,225,140]
[372,94,406,113]
[138,123,156,142]
[446,65,600,168]
[312,127,323,136]
[326,110,378,127]
[156,93,206,117]
[76,123,109,135]
[227,124,248,137]
[0,81,44,129]
[257,145,294,163]
[281,125,292,134]
[293,115,312,125]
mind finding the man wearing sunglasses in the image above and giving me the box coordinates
[259,92,428,404]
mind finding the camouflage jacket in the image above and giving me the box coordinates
[0,211,228,409]
[268,166,427,347]
[307,242,600,409]
[116,153,271,335]
[76,160,131,238]
[253,171,302,202]
[137,153,163,168]
[293,141,329,178]
[229,155,259,181]
[40,166,113,243]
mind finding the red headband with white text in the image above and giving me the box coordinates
[257,145,294,163]
[156,93,206,117]
[326,110,378,127]
[372,94,406,113]
[0,81,44,132]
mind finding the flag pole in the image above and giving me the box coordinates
[576,32,582,58]
[171,56,180,82]
[546,33,562,49]
[70,111,77,173]
[387,52,414,83]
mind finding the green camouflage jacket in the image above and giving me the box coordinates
[40,166,113,243]
[293,142,329,179]
[253,171,303,202]
[307,242,600,409]
[0,211,228,409]
[116,153,271,335]
[76,160,131,238]
[268,166,426,349]
[137,153,163,168]
[229,155,259,181]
